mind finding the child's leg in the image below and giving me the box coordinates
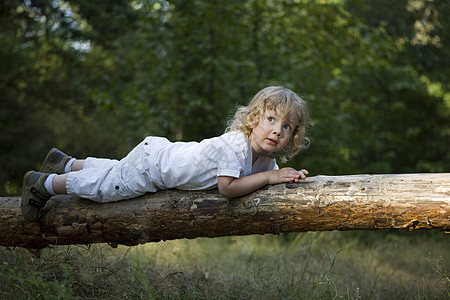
[63,161,145,202]
[82,157,119,170]
[71,160,85,171]
[22,165,118,221]
[41,147,122,174]
[22,140,157,222]
[41,155,123,200]
[49,159,119,197]
[22,151,121,221]
[53,173,68,194]
[63,157,119,172]
[64,140,159,202]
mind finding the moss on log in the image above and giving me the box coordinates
[1,173,449,249]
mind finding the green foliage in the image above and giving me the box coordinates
[1,0,449,195]
[0,261,72,299]
[0,231,448,299]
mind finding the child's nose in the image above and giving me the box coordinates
[272,124,282,136]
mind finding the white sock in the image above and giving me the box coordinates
[44,174,57,195]
[64,158,76,173]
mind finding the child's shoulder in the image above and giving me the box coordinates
[197,131,249,153]
[218,130,248,144]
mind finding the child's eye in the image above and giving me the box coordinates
[283,124,291,130]
[268,117,275,122]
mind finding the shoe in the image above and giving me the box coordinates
[39,148,72,174]
[21,171,52,221]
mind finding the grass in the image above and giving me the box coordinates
[0,230,449,299]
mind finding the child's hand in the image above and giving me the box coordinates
[268,168,308,184]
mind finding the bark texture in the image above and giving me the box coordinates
[1,173,449,249]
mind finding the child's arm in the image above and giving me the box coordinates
[218,168,308,198]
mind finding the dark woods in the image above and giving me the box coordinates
[1,0,449,195]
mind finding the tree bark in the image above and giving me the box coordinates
[1,173,449,249]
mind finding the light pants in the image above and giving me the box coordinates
[66,138,164,202]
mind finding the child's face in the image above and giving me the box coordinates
[250,108,299,156]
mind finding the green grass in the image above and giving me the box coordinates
[1,231,449,299]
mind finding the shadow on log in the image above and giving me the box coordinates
[1,173,449,249]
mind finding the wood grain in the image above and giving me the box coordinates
[1,173,449,249]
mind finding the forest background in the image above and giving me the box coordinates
[0,0,449,299]
[1,0,449,194]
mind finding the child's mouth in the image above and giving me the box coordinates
[266,138,277,145]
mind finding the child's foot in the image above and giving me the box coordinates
[39,148,72,174]
[21,171,52,221]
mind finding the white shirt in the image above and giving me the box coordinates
[144,131,278,191]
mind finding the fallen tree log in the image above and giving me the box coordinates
[1,173,449,249]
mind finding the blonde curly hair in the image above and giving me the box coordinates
[226,86,310,163]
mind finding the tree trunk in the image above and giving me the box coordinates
[1,173,449,249]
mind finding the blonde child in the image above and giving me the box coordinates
[21,86,310,221]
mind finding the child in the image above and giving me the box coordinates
[21,86,310,221]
